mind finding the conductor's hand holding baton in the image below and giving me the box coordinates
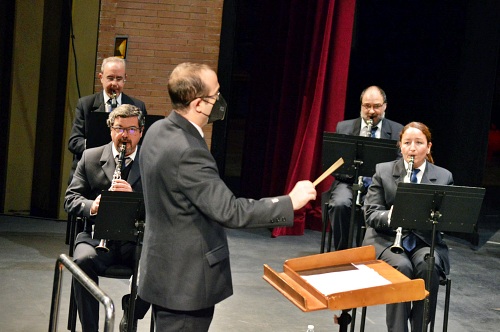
[288,181,317,210]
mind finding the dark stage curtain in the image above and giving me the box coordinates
[268,0,356,236]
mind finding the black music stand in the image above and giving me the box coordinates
[322,133,399,248]
[391,182,485,331]
[93,191,145,332]
[87,112,110,149]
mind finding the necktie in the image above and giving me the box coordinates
[361,126,379,189]
[402,168,421,251]
[411,168,420,183]
[107,99,117,112]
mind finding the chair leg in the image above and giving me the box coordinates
[327,225,333,252]
[443,279,451,332]
[321,214,327,253]
[67,280,78,332]
[68,215,77,257]
[65,214,71,245]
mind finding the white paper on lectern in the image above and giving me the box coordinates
[301,264,391,296]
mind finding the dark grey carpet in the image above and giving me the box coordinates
[0,212,498,331]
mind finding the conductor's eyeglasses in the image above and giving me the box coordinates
[111,126,140,135]
[362,103,385,110]
[202,91,220,102]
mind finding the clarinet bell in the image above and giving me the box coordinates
[95,239,110,252]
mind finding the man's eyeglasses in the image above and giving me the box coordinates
[202,91,220,103]
[110,126,140,135]
[362,103,385,110]
[105,76,125,83]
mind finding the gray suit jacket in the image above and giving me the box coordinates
[362,159,453,274]
[64,142,142,246]
[138,111,293,311]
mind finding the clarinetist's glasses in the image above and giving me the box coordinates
[362,103,385,110]
[110,126,140,135]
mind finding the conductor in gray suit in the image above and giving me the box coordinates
[138,62,317,332]
[363,122,452,332]
[328,86,403,250]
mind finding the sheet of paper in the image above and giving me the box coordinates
[301,264,391,295]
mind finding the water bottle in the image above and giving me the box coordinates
[306,324,315,332]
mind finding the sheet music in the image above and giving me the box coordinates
[302,264,391,295]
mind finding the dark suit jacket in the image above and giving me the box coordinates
[362,159,453,274]
[68,91,147,162]
[138,111,294,311]
[336,117,403,139]
[64,142,142,247]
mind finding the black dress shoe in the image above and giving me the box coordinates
[120,294,138,332]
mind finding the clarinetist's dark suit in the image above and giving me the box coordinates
[67,92,147,181]
[138,111,294,331]
[64,142,145,332]
[328,117,403,250]
[363,158,453,332]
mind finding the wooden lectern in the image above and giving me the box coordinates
[263,246,427,312]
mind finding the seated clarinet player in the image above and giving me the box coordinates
[328,86,403,250]
[64,104,149,332]
[362,121,453,332]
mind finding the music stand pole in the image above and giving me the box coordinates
[422,192,444,332]
[347,160,363,249]
[126,219,145,332]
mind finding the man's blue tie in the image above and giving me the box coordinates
[361,127,378,189]
[402,168,421,252]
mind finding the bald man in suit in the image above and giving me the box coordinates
[68,57,147,182]
[327,86,403,251]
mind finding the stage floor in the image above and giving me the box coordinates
[0,213,498,332]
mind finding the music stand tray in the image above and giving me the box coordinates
[93,191,145,241]
[391,183,485,233]
[322,132,399,177]
[263,246,427,312]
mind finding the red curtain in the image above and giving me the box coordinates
[272,0,356,237]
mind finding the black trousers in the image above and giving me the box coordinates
[72,237,148,331]
[153,304,215,332]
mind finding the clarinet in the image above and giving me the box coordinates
[390,156,414,254]
[96,142,127,252]
[355,119,374,206]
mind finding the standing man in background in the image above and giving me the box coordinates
[68,56,147,180]
[138,62,317,331]
[327,86,403,250]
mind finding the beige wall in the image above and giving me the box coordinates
[58,0,101,218]
[4,0,44,214]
